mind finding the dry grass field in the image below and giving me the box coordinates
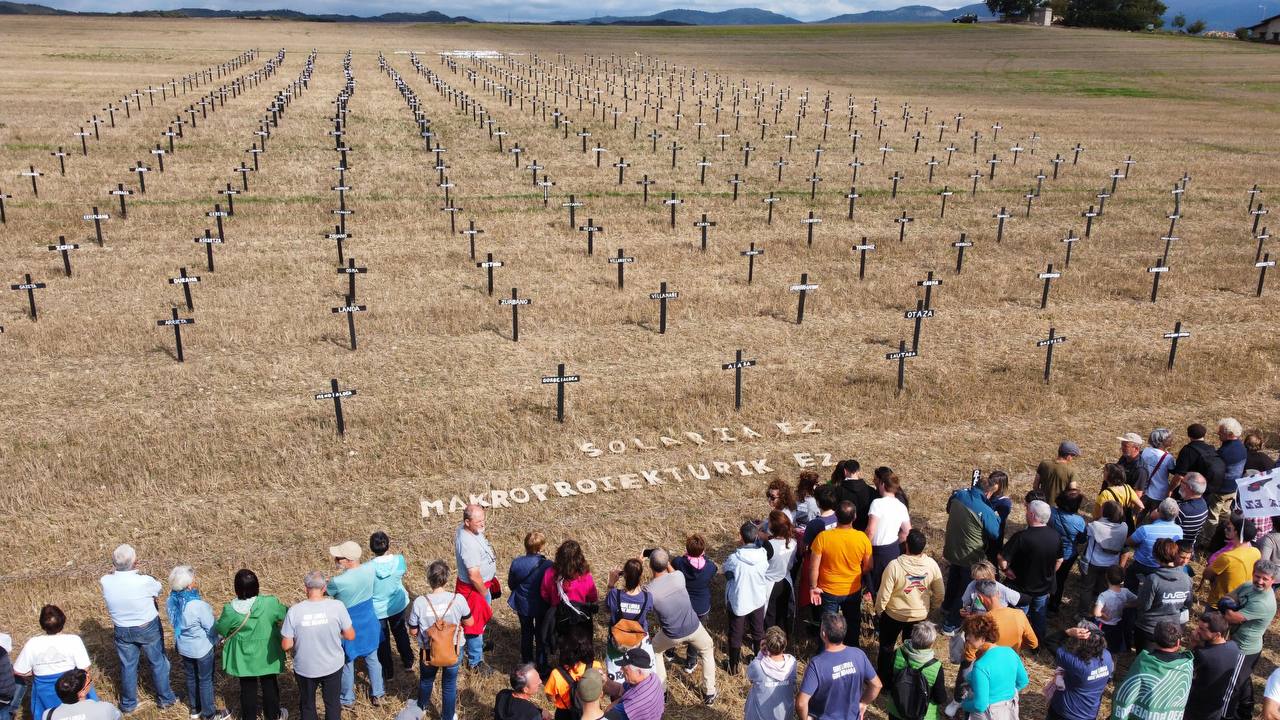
[1,15,1279,720]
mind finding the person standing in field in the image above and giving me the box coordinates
[1140,428,1177,505]
[1132,539,1192,651]
[796,614,881,720]
[214,569,288,720]
[723,522,772,675]
[1035,442,1081,507]
[744,627,796,720]
[997,499,1061,645]
[455,505,498,674]
[281,571,354,720]
[864,472,911,597]
[1220,560,1278,720]
[407,560,473,720]
[872,529,942,685]
[508,531,553,672]
[1109,621,1192,720]
[670,534,716,673]
[493,664,548,720]
[833,460,875,533]
[646,549,716,706]
[11,605,97,720]
[325,541,384,706]
[1116,433,1153,510]
[1048,622,1113,720]
[807,501,873,647]
[940,474,1002,635]
[1171,423,1227,549]
[100,544,178,714]
[166,566,228,720]
[368,531,414,682]
[958,614,1027,720]
[762,511,797,632]
[1174,473,1211,548]
[1185,611,1243,720]
[1047,489,1087,614]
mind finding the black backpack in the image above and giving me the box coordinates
[1205,451,1228,491]
[890,657,938,720]
[554,667,584,717]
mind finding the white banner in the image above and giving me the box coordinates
[1237,469,1280,519]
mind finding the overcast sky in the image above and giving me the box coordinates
[41,0,980,22]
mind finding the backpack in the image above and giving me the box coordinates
[554,578,598,630]
[554,666,584,717]
[421,594,461,668]
[890,656,938,720]
[1205,451,1228,491]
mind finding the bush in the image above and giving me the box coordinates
[1186,19,1205,34]
[1235,26,1251,40]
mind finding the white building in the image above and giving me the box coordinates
[1250,14,1280,41]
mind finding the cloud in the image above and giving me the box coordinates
[37,0,977,22]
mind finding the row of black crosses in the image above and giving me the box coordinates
[1,51,293,341]
[412,52,1211,406]
[0,49,262,217]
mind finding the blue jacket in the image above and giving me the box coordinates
[944,487,1002,567]
[507,553,552,617]
[671,555,718,617]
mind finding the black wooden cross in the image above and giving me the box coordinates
[1147,257,1169,303]
[1096,188,1112,216]
[741,142,754,167]
[1061,230,1080,268]
[578,219,604,255]
[220,184,239,216]
[50,148,68,176]
[234,162,253,192]
[693,214,716,252]
[1037,327,1066,383]
[664,193,683,229]
[338,258,367,300]
[938,186,954,219]
[722,350,757,410]
[774,156,788,183]
[1255,228,1270,263]
[157,307,195,362]
[849,157,864,183]
[477,253,502,296]
[1010,145,1024,165]
[854,240,875,280]
[168,267,200,310]
[886,340,917,396]
[1038,263,1061,309]
[895,211,914,242]
[803,211,822,247]
[526,160,543,185]
[77,207,108,246]
[613,157,630,185]
[151,144,166,173]
[1051,154,1064,180]
[1035,169,1047,197]
[10,274,46,320]
[1109,168,1125,194]
[499,287,530,341]
[1251,203,1268,235]
[953,233,972,274]
[48,236,79,277]
[541,364,579,423]
[562,194,584,227]
[790,274,818,324]
[636,175,655,203]
[75,128,91,156]
[907,300,935,353]
[332,294,366,350]
[608,248,633,290]
[538,177,556,206]
[1082,206,1099,238]
[1163,321,1189,370]
[207,204,229,242]
[20,166,43,197]
[879,144,894,165]
[0,189,11,224]
[763,192,779,224]
[1024,188,1037,218]
[925,156,939,183]
[110,184,133,219]
[440,203,462,235]
[194,229,221,271]
[1247,184,1262,214]
[969,168,982,198]
[314,378,356,435]
[1257,253,1275,297]
[1072,143,1085,165]
[130,161,150,193]
[649,282,678,334]
[888,170,904,199]
[917,271,941,310]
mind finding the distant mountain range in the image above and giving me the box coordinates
[0,0,1265,30]
[0,0,476,21]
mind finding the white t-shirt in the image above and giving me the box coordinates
[14,633,92,676]
[867,496,910,547]
[1093,588,1137,626]
[1264,667,1280,703]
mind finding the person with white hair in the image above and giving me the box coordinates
[166,566,228,720]
[1174,473,1211,547]
[1140,428,1176,503]
[100,544,177,713]
[997,499,1062,645]
[282,571,354,720]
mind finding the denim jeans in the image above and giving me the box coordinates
[417,660,459,720]
[462,635,484,667]
[517,613,547,668]
[182,649,217,718]
[818,591,862,649]
[0,680,27,720]
[113,617,177,712]
[1019,593,1049,646]
[340,650,384,705]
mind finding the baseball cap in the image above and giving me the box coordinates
[1059,441,1081,457]
[1116,433,1144,446]
[329,540,362,561]
[616,648,652,669]
[575,668,604,704]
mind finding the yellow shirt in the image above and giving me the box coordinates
[1097,484,1139,514]
[1207,544,1261,606]
[809,527,872,596]
[545,661,602,710]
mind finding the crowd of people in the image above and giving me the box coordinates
[1,420,1279,720]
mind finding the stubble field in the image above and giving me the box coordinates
[1,15,1279,720]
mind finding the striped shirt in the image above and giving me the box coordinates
[1177,497,1210,546]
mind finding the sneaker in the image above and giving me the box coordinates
[470,662,498,677]
[703,693,717,706]
[663,649,677,661]
[370,697,382,708]
[940,625,958,637]
[277,710,289,720]
[682,657,700,675]
[214,710,233,720]
[190,714,201,719]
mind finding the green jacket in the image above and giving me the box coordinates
[1109,648,1193,720]
[215,595,287,677]
[886,646,948,720]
